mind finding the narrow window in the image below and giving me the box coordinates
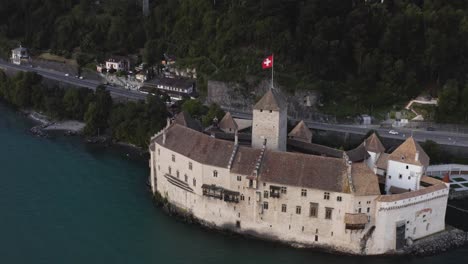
[324,192,330,200]
[337,196,342,202]
[240,194,244,201]
[358,208,362,213]
[315,235,318,242]
[367,207,370,213]
[408,176,411,180]
[281,187,287,194]
[325,207,333,220]
[213,170,218,177]
[176,170,180,178]
[296,206,302,215]
[309,203,318,217]
[184,174,188,182]
[264,191,269,198]
[189,162,192,170]
[172,154,175,162]
[281,204,287,212]
[168,166,171,175]
[406,165,409,169]
[399,174,402,179]
[263,202,269,210]
[426,223,430,231]
[301,189,307,197]
[193,178,196,187]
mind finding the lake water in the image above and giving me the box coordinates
[0,103,467,264]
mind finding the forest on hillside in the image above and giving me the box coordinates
[1,0,468,120]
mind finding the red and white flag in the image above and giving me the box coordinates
[262,55,273,69]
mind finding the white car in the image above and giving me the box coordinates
[65,73,69,77]
[388,130,399,135]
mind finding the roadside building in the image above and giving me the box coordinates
[105,56,130,72]
[144,77,195,101]
[11,45,30,65]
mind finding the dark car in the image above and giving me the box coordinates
[426,127,436,131]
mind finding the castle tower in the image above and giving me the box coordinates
[252,89,287,151]
[385,137,429,193]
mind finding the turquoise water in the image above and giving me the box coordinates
[0,103,467,264]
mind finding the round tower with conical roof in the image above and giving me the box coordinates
[251,89,287,151]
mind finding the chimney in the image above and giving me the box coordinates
[415,151,420,162]
[234,130,238,145]
[443,172,450,183]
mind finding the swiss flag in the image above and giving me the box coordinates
[262,55,273,69]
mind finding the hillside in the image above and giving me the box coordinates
[1,0,468,119]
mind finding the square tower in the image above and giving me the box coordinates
[252,89,287,151]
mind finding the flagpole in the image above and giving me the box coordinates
[271,53,274,89]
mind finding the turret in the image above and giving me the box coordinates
[251,89,287,151]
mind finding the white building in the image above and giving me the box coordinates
[105,57,130,72]
[11,45,30,65]
[148,90,449,255]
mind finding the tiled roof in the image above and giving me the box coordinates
[288,120,312,143]
[344,213,368,225]
[376,153,389,170]
[351,163,381,196]
[258,151,350,193]
[154,124,234,168]
[153,124,384,194]
[346,145,370,162]
[254,89,286,111]
[218,112,238,132]
[363,133,385,153]
[388,137,429,167]
[173,111,202,132]
[231,146,262,176]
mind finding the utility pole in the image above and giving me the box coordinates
[142,0,149,16]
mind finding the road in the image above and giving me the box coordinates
[227,109,468,147]
[0,60,147,101]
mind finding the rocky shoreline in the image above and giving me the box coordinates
[152,190,468,256]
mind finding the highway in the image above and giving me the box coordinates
[0,60,147,101]
[227,109,468,147]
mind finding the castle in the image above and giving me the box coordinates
[149,89,449,255]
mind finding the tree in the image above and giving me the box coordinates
[181,99,205,119]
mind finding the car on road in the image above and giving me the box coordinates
[426,127,436,131]
[65,73,69,77]
[79,76,83,80]
[388,130,399,135]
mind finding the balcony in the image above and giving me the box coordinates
[201,184,240,203]
[269,185,281,198]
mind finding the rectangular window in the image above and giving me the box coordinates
[358,208,362,213]
[301,189,307,197]
[324,192,330,200]
[184,174,188,182]
[176,170,180,178]
[399,174,402,179]
[309,203,318,217]
[281,187,287,194]
[296,206,302,215]
[367,207,370,213]
[263,202,269,210]
[337,196,342,202]
[237,176,242,181]
[281,204,287,212]
[325,207,333,220]
[213,170,218,177]
[168,167,171,175]
[264,191,269,199]
[193,178,196,187]
[189,162,193,170]
[172,154,175,162]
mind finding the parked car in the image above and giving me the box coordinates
[388,130,399,135]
